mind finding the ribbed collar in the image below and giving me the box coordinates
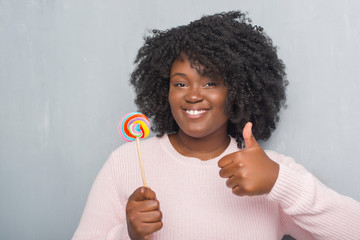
[158,134,239,166]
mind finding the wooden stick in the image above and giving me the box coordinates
[135,137,147,187]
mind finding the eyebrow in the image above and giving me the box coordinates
[170,73,186,79]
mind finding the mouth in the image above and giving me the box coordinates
[185,109,206,115]
[183,109,209,118]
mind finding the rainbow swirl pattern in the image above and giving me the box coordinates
[119,112,151,142]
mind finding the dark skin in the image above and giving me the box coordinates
[218,122,279,196]
[125,57,280,239]
[168,56,230,160]
[126,187,162,240]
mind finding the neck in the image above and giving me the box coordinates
[169,129,230,161]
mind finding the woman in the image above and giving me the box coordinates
[73,11,360,240]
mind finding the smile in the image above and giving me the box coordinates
[185,109,207,116]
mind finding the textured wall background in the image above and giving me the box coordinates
[1,0,359,239]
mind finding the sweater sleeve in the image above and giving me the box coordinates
[266,151,360,239]
[72,153,130,240]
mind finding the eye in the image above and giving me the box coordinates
[204,82,218,87]
[174,82,187,87]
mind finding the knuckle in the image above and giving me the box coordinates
[237,162,244,167]
[153,221,163,232]
[232,186,243,196]
[158,221,164,230]
[225,178,232,188]
[154,200,160,208]
[240,171,248,179]
[128,215,137,223]
[126,203,137,214]
[157,210,163,220]
[134,227,144,237]
[125,206,132,215]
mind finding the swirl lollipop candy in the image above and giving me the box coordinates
[119,112,150,186]
[119,112,150,142]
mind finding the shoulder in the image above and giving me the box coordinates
[111,135,161,154]
[109,135,166,164]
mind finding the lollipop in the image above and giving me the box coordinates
[119,112,151,186]
[119,112,150,142]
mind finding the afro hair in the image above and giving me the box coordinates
[130,11,288,148]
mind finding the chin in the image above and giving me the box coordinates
[181,128,216,139]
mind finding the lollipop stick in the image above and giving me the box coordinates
[135,137,147,187]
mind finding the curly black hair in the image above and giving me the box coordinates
[130,11,288,148]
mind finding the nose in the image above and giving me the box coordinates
[185,85,204,103]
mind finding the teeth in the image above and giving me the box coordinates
[186,110,206,115]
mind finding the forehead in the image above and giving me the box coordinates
[170,57,192,72]
[170,54,221,81]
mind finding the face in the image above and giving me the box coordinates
[169,56,229,139]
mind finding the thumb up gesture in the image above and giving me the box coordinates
[218,122,279,196]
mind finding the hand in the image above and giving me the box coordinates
[126,187,163,240]
[218,122,279,196]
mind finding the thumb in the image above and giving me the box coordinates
[242,122,259,149]
[130,187,156,201]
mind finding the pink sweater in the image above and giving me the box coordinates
[73,135,360,240]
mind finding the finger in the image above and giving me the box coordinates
[141,221,163,234]
[137,200,160,212]
[131,221,163,239]
[138,210,162,223]
[232,185,246,196]
[127,200,160,213]
[218,152,236,168]
[130,187,156,201]
[142,187,157,200]
[226,175,241,189]
[242,122,259,149]
[219,160,241,178]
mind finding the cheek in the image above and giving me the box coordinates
[168,89,174,102]
[168,89,179,112]
[209,91,228,109]
[213,93,229,120]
